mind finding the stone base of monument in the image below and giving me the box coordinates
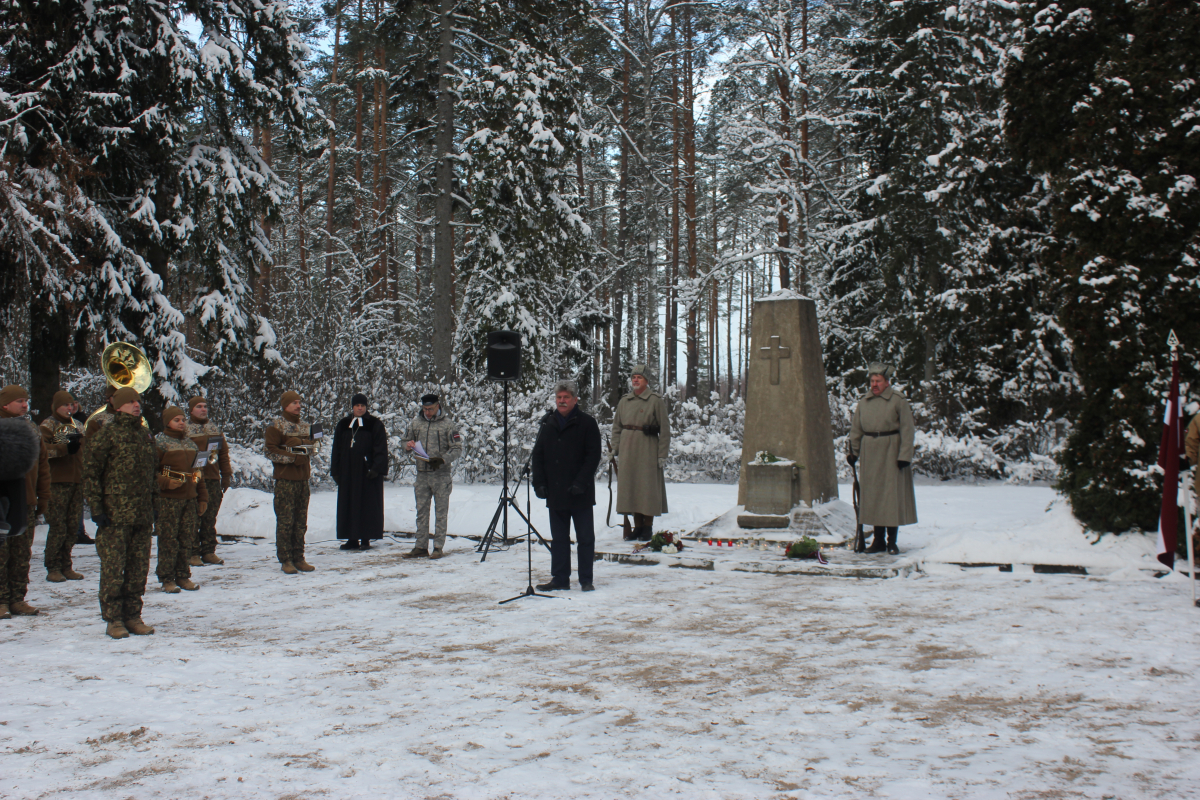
[688,499,857,545]
[591,546,917,579]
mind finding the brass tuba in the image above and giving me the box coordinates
[86,342,153,429]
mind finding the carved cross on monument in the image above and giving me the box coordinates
[759,335,791,385]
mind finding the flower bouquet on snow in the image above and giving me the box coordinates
[635,531,686,554]
[786,536,828,564]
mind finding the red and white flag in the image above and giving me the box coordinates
[1157,350,1182,569]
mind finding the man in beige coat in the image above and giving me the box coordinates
[611,364,670,542]
[847,363,917,554]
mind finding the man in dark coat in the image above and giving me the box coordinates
[531,380,602,591]
[331,393,388,550]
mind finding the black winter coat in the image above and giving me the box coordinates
[331,413,389,540]
[530,407,602,510]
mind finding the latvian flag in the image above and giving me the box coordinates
[1158,354,1183,568]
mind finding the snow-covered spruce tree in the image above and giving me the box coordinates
[0,0,316,416]
[821,0,1074,460]
[1005,0,1200,532]
[454,0,599,386]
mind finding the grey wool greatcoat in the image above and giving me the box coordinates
[612,389,670,516]
[849,387,918,527]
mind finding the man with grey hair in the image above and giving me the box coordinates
[531,380,601,590]
[610,364,671,542]
[847,363,917,554]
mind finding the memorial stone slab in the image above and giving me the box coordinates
[738,290,839,512]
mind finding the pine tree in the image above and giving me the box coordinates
[1005,0,1200,532]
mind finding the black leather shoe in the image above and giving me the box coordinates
[359,540,372,550]
[535,581,570,591]
[339,541,359,550]
[887,544,899,555]
[581,583,595,592]
[638,528,653,542]
[77,532,95,545]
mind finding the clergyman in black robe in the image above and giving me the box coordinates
[331,394,389,549]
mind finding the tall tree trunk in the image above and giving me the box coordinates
[354,0,365,241]
[608,0,631,407]
[258,123,274,316]
[684,5,699,400]
[798,0,809,295]
[325,4,342,290]
[431,0,456,379]
[668,8,680,392]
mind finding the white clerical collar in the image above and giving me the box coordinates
[351,416,363,428]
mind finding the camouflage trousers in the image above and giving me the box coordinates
[44,483,84,573]
[97,523,152,622]
[0,509,36,605]
[274,479,310,564]
[156,497,197,582]
[414,470,453,550]
[194,479,224,557]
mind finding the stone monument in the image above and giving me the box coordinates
[737,290,838,526]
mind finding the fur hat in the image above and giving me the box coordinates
[111,387,141,409]
[280,390,301,410]
[52,390,76,411]
[0,385,29,407]
[867,362,895,380]
[162,406,185,426]
[0,417,40,481]
[630,364,654,384]
[188,396,206,410]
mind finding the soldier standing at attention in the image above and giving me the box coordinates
[155,407,207,593]
[402,394,463,559]
[610,365,671,542]
[265,390,317,574]
[186,396,231,565]
[84,384,118,440]
[40,390,86,582]
[82,386,159,638]
[0,385,50,620]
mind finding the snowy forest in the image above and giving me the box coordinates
[0,0,1197,535]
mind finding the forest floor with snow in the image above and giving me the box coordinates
[2,481,1199,799]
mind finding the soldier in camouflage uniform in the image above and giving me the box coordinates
[155,407,208,593]
[403,394,463,559]
[186,396,232,565]
[265,390,317,574]
[82,386,159,639]
[40,390,86,582]
[0,385,50,619]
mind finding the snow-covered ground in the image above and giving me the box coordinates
[3,482,1199,799]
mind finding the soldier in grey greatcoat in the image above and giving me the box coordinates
[402,394,462,559]
[847,363,917,554]
[611,364,671,542]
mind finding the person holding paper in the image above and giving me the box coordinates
[331,393,388,550]
[154,407,208,593]
[186,396,233,566]
[402,394,463,559]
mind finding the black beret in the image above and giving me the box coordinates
[420,393,439,406]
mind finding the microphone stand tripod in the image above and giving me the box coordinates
[498,460,558,605]
[477,378,549,561]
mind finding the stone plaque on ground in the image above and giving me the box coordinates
[738,290,839,512]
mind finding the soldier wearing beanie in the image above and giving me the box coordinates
[186,395,232,566]
[0,386,50,619]
[154,406,208,593]
[264,390,318,574]
[84,383,119,440]
[39,390,87,582]
[610,365,671,542]
[82,387,159,638]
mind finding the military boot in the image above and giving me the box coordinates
[403,548,428,559]
[886,528,899,556]
[294,560,316,572]
[0,604,10,620]
[9,601,39,616]
[124,618,155,635]
[638,525,653,542]
[106,620,129,639]
[202,553,224,565]
[868,527,887,553]
[47,570,67,583]
[64,568,84,580]
[188,555,203,567]
[429,549,445,560]
[281,562,298,574]
[178,578,200,591]
[162,581,181,594]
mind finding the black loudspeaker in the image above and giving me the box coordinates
[486,331,522,381]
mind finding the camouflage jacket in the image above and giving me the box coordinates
[83,411,158,525]
[403,410,463,474]
[186,417,233,482]
[264,414,314,482]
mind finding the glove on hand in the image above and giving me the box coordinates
[197,501,208,516]
[658,457,666,470]
[91,512,110,528]
[568,485,585,496]
[67,439,82,455]
[366,469,379,480]
[221,476,231,491]
[534,485,548,499]
[846,453,858,466]
[427,456,445,470]
[897,460,910,470]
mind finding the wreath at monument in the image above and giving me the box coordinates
[642,531,686,553]
[786,536,826,563]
